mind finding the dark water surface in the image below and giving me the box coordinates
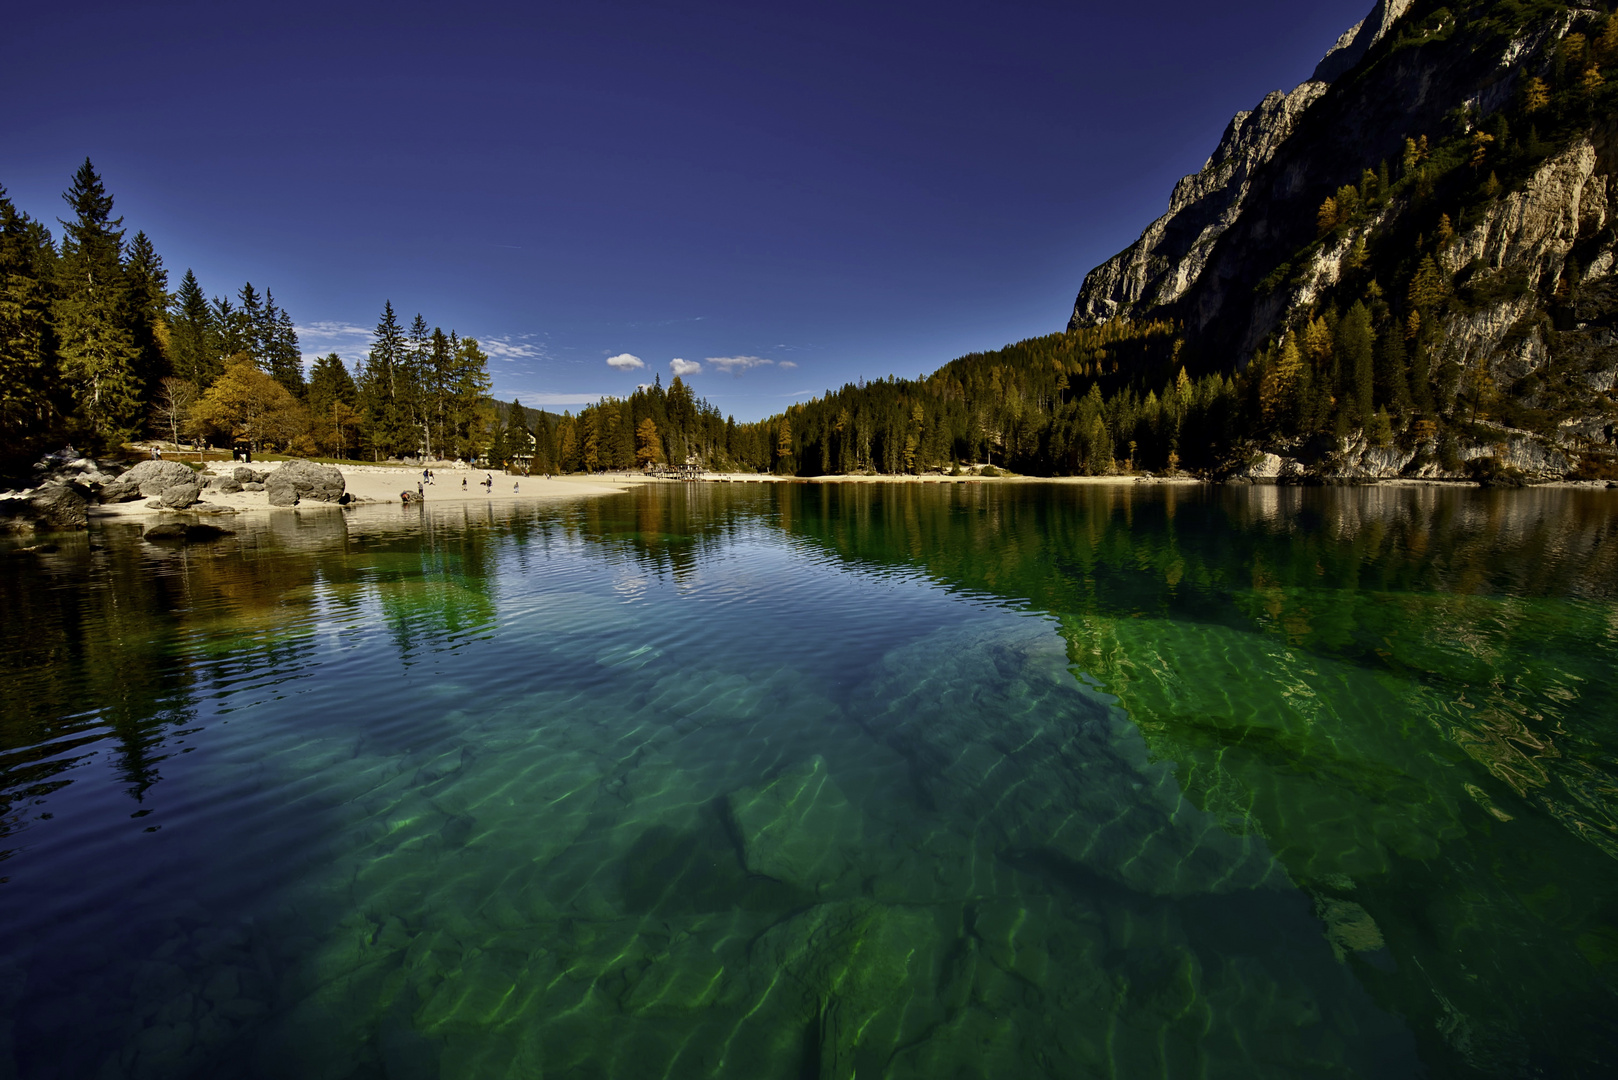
[2,482,1616,1079]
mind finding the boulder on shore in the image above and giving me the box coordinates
[266,460,345,506]
[0,485,90,532]
[101,460,199,502]
[208,475,244,494]
[160,482,203,509]
[31,484,90,528]
[233,466,268,484]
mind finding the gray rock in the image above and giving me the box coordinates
[726,755,863,893]
[860,620,1290,898]
[266,460,345,506]
[28,484,89,530]
[210,476,243,494]
[160,482,203,509]
[233,466,267,484]
[101,460,199,502]
[241,481,265,492]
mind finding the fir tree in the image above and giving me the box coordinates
[262,291,305,398]
[0,185,58,458]
[168,269,217,388]
[53,159,141,446]
[123,230,170,407]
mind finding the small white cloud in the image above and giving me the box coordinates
[607,353,645,371]
[706,355,773,373]
[777,360,799,370]
[670,358,702,376]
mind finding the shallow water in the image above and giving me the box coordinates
[1,483,1615,1078]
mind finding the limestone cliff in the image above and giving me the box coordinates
[1070,1,1414,327]
[1069,0,1618,480]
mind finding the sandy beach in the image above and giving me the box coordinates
[89,461,642,521]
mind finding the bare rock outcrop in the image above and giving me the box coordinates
[1070,0,1413,329]
[101,460,200,503]
[265,460,346,506]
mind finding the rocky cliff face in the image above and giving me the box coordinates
[1069,0,1618,480]
[1070,0,1414,328]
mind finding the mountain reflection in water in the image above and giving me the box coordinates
[0,483,1614,1079]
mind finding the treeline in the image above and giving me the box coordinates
[1,159,496,466]
[487,377,755,475]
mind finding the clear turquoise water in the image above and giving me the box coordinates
[1,482,1615,1078]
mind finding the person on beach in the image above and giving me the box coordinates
[462,476,467,490]
[417,481,424,500]
[513,481,519,493]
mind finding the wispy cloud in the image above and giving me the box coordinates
[706,355,774,373]
[669,358,701,376]
[607,353,645,371]
[520,392,616,406]
[482,335,548,362]
[296,320,372,340]
[778,360,799,370]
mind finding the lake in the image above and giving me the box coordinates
[2,482,1615,1079]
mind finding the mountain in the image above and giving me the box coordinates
[1070,0,1415,328]
[1068,0,1618,480]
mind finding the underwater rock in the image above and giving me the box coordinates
[1316,897,1386,961]
[624,933,726,1016]
[859,620,1290,898]
[746,901,942,1075]
[143,522,234,544]
[726,755,863,893]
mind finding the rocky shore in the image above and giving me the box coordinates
[1,449,632,538]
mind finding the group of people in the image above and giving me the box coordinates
[406,468,530,504]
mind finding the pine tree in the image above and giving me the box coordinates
[1337,301,1376,425]
[168,269,217,388]
[53,159,141,446]
[307,353,360,457]
[357,301,407,458]
[238,282,266,358]
[123,231,170,411]
[262,290,305,398]
[0,186,58,458]
[1260,333,1303,429]
[449,334,490,460]
[211,295,245,357]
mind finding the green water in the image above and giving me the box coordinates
[1,483,1615,1078]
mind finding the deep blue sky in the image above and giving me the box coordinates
[2,0,1370,420]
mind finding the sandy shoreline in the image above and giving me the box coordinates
[80,460,1618,524]
[89,462,642,521]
